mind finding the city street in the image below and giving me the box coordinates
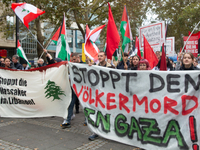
[0,108,141,150]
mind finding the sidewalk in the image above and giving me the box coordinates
[0,109,141,150]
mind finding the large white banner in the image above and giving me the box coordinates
[0,62,71,118]
[69,62,200,150]
[165,37,175,56]
[139,21,165,52]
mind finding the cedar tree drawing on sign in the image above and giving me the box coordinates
[44,80,65,101]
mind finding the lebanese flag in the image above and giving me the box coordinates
[17,40,31,67]
[160,43,167,71]
[11,3,45,29]
[84,25,106,62]
[136,36,141,59]
[120,5,133,53]
[106,3,120,59]
[143,35,158,68]
[52,26,61,45]
[56,14,71,61]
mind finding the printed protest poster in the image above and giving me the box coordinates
[0,62,71,118]
[69,62,199,150]
[165,37,175,56]
[183,36,198,57]
[139,21,165,52]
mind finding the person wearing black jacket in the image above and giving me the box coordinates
[37,58,46,67]
[12,55,22,70]
[116,52,130,70]
[154,57,174,71]
[61,53,83,129]
[179,52,199,70]
[4,58,15,69]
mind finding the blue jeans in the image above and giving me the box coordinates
[66,89,77,123]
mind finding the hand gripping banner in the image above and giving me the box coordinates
[0,62,71,119]
[69,62,200,150]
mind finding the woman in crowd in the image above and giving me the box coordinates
[179,52,199,70]
[137,59,151,70]
[153,57,173,71]
[129,55,140,70]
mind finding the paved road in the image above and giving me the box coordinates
[0,108,142,150]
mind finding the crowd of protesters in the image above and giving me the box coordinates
[1,49,199,141]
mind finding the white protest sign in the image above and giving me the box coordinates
[0,62,71,118]
[165,37,175,56]
[139,21,165,52]
[69,62,200,150]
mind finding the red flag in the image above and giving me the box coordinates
[143,35,158,68]
[51,26,61,45]
[135,36,141,59]
[188,31,200,38]
[106,3,120,59]
[160,43,167,71]
[189,31,200,53]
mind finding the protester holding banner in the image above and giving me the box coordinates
[193,58,199,69]
[179,52,199,70]
[129,55,140,70]
[61,53,83,128]
[96,51,112,67]
[37,58,46,67]
[4,58,14,69]
[116,53,130,70]
[88,51,112,141]
[21,62,30,70]
[155,51,161,60]
[153,57,173,71]
[175,52,183,70]
[0,58,5,67]
[137,59,151,70]
[12,55,22,70]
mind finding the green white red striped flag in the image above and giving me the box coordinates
[56,14,71,61]
[120,5,132,53]
[17,40,31,67]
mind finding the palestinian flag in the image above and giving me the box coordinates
[11,3,45,29]
[51,26,61,45]
[120,5,132,53]
[56,14,71,61]
[17,40,31,67]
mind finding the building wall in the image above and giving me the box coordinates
[0,8,16,57]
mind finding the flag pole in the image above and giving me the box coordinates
[25,28,49,59]
[26,28,45,49]
[181,20,200,53]
[39,39,52,59]
[120,39,127,70]
[15,0,19,53]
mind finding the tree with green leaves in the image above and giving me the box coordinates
[149,0,200,52]
[0,0,149,57]
[44,80,65,101]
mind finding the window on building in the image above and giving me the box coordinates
[6,16,14,40]
[67,37,73,48]
[76,30,84,49]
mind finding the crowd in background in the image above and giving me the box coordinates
[0,49,200,71]
[0,49,199,141]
